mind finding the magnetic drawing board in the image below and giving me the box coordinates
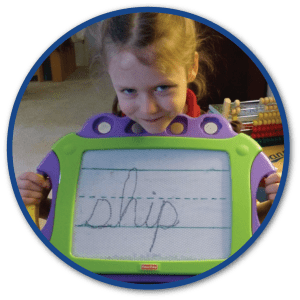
[37,113,276,275]
[73,149,231,260]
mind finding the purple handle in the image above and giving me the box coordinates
[37,151,60,240]
[251,152,277,234]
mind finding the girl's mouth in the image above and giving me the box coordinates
[142,116,164,123]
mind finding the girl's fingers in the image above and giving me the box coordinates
[22,197,41,205]
[265,182,280,194]
[19,189,44,202]
[36,174,51,190]
[267,193,276,201]
[264,172,281,201]
[17,172,51,190]
[43,178,51,191]
[265,172,281,185]
[19,172,42,182]
[17,172,51,206]
[17,178,44,192]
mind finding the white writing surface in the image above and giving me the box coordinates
[72,149,232,261]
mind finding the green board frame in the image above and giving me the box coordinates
[49,133,261,275]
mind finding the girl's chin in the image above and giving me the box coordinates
[140,122,169,134]
[144,127,166,134]
[131,117,174,134]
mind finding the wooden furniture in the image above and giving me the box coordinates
[49,39,76,82]
[33,65,44,82]
[34,38,76,82]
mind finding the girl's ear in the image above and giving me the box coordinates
[188,52,199,82]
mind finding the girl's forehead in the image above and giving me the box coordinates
[107,46,187,84]
[119,51,139,70]
[108,51,164,84]
[108,47,157,70]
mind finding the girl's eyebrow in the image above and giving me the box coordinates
[155,82,178,88]
[150,78,177,86]
[115,79,178,90]
[116,85,136,90]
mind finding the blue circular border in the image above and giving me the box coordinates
[7,6,290,290]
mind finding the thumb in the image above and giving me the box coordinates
[44,178,52,190]
[37,174,51,190]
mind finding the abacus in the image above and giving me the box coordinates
[209,97,283,147]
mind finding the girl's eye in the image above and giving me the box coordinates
[122,89,136,95]
[155,85,170,92]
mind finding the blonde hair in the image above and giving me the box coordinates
[88,13,214,114]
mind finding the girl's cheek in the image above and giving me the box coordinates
[163,97,185,116]
[119,98,137,116]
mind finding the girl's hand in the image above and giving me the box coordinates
[17,172,51,206]
[257,171,281,223]
[265,171,281,201]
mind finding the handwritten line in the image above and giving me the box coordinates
[81,168,230,172]
[78,196,228,201]
[75,225,231,229]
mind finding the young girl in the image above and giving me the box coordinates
[17,13,280,223]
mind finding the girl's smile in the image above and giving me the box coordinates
[108,49,191,134]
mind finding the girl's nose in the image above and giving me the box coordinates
[141,94,159,114]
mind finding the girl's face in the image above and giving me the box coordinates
[108,49,197,134]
